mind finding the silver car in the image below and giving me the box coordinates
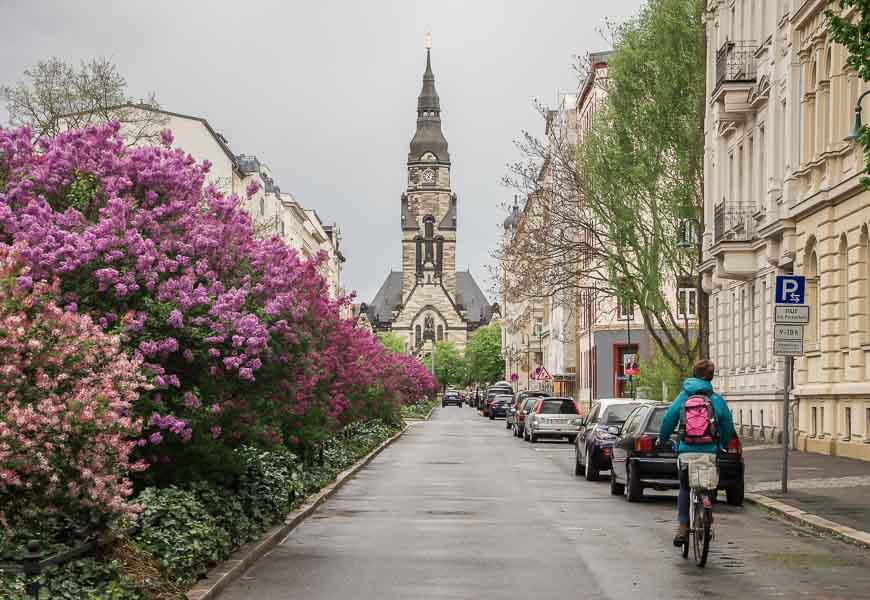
[523,397,582,443]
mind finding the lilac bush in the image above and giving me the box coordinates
[0,122,436,483]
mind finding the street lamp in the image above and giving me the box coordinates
[846,90,870,142]
[677,217,700,249]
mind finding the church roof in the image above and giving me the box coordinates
[409,48,450,163]
[366,271,403,325]
[456,271,492,325]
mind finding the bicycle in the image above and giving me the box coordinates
[678,452,718,567]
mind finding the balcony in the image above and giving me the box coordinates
[714,201,756,243]
[715,41,757,88]
[709,201,758,281]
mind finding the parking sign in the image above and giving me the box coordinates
[774,275,805,304]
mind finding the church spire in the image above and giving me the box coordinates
[409,34,449,162]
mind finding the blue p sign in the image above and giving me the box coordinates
[775,275,806,305]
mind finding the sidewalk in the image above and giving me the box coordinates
[742,444,870,546]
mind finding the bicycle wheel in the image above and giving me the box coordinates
[692,497,711,567]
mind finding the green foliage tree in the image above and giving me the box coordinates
[378,331,407,354]
[577,0,707,370]
[636,346,691,403]
[464,323,504,385]
[828,1,870,185]
[425,340,466,390]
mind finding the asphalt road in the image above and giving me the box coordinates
[221,406,870,600]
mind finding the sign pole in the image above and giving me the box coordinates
[781,355,791,494]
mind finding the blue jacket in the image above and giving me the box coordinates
[659,378,734,454]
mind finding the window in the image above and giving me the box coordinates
[820,407,826,438]
[677,288,698,319]
[759,409,764,433]
[601,403,640,425]
[839,235,849,349]
[761,277,768,366]
[863,228,870,343]
[759,125,766,211]
[865,408,870,441]
[538,399,579,415]
[646,408,667,433]
[437,325,444,342]
[618,295,634,321]
[812,407,818,437]
[259,196,265,216]
[845,407,853,441]
[747,135,754,209]
[533,317,544,337]
[622,408,643,436]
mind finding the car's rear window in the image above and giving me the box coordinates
[646,407,668,432]
[538,399,578,415]
[601,403,641,424]
[495,395,512,402]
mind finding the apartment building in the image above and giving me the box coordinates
[702,0,870,459]
[119,105,346,299]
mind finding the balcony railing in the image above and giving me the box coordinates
[715,41,757,88]
[714,201,756,243]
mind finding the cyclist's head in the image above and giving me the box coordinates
[692,359,715,381]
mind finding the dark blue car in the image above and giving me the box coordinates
[574,399,650,481]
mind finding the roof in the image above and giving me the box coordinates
[366,271,404,325]
[438,193,457,230]
[409,49,450,162]
[456,271,492,324]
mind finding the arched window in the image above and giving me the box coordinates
[809,61,817,159]
[805,240,821,346]
[415,324,421,347]
[825,44,833,80]
[435,236,444,273]
[437,325,444,341]
[862,227,870,343]
[423,215,435,262]
[840,235,850,349]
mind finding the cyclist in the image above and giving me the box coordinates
[659,359,734,547]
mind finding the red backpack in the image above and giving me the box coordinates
[680,395,719,445]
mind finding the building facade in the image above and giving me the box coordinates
[121,106,346,299]
[366,47,494,352]
[702,0,870,459]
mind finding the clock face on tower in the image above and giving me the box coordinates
[422,168,435,183]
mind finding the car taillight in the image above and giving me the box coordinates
[601,447,611,456]
[635,435,654,453]
[725,436,742,455]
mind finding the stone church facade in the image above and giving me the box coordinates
[363,46,494,352]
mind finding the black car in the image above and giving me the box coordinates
[489,394,513,419]
[482,385,513,416]
[609,403,745,504]
[441,391,461,407]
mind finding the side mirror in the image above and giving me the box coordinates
[510,408,517,414]
[607,425,621,436]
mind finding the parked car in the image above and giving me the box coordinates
[482,384,513,416]
[489,394,513,419]
[506,390,548,431]
[441,391,462,408]
[513,395,543,437]
[609,403,745,504]
[523,397,581,443]
[574,399,649,481]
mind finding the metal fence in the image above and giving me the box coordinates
[714,201,757,243]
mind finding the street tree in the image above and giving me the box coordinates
[427,340,466,390]
[1,57,167,143]
[828,1,870,185]
[498,0,707,372]
[464,323,504,385]
[378,332,407,354]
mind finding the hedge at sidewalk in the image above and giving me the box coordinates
[0,419,400,599]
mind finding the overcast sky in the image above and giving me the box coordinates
[0,0,642,302]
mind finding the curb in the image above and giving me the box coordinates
[185,424,411,600]
[745,492,870,549]
[403,403,437,422]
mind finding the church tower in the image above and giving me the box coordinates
[365,37,493,353]
[400,41,457,302]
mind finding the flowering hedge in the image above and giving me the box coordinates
[0,247,146,525]
[0,122,436,484]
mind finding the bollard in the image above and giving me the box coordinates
[22,541,42,599]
